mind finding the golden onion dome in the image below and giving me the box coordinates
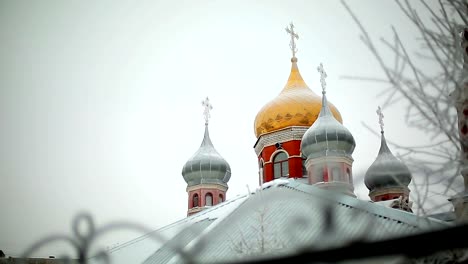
[254,57,343,138]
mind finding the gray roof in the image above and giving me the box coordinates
[92,194,248,264]
[99,179,449,264]
[143,219,214,264]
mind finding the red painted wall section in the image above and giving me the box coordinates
[264,162,274,183]
[323,165,329,182]
[188,188,226,211]
[258,139,304,183]
[288,156,303,178]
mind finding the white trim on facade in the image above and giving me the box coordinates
[254,126,309,155]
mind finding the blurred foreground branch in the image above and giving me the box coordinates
[341,0,466,216]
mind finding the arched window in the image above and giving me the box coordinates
[219,194,224,203]
[193,194,199,208]
[259,160,264,185]
[332,167,340,181]
[273,152,289,179]
[315,167,324,182]
[302,156,307,176]
[346,168,351,183]
[205,193,213,206]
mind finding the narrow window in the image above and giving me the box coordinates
[193,194,199,208]
[273,151,289,178]
[259,160,264,185]
[315,168,324,182]
[332,167,340,181]
[302,156,307,176]
[219,194,224,203]
[205,193,213,206]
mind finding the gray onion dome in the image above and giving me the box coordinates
[182,124,231,187]
[364,132,412,190]
[301,93,355,159]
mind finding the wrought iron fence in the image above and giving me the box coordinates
[5,208,468,264]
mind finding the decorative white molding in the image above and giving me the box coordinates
[187,183,228,193]
[304,155,354,168]
[254,126,309,155]
[269,149,289,161]
[288,155,304,159]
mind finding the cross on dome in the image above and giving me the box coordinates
[285,22,299,58]
[376,106,385,133]
[317,63,327,94]
[202,97,213,125]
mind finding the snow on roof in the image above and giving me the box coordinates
[256,178,290,191]
[97,179,451,264]
[89,194,248,264]
[373,198,400,207]
[156,194,248,263]
[189,180,450,263]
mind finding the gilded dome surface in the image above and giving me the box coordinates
[254,58,343,138]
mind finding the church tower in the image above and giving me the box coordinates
[301,63,356,197]
[253,23,343,185]
[182,97,231,216]
[364,107,413,212]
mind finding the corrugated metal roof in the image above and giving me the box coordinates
[90,194,248,264]
[143,219,214,264]
[187,180,449,263]
[101,179,450,264]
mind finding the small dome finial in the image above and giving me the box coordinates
[376,106,384,133]
[317,62,327,95]
[285,22,299,59]
[201,96,213,125]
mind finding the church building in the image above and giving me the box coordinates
[95,23,454,264]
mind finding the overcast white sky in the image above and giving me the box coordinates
[0,0,449,258]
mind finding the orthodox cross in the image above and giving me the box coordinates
[202,97,213,125]
[317,63,327,94]
[377,106,384,133]
[285,22,299,58]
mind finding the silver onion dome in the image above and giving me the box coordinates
[364,132,412,191]
[182,124,231,187]
[301,93,355,159]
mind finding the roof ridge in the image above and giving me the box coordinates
[104,194,249,255]
[281,181,450,230]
